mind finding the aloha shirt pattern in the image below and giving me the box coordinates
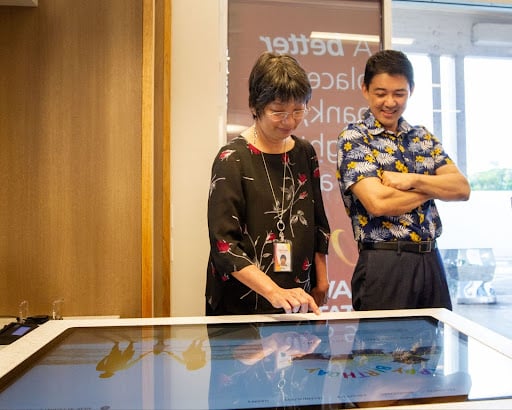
[336,109,454,244]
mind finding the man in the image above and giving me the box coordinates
[336,50,470,311]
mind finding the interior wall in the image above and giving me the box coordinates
[0,0,143,318]
[170,0,226,316]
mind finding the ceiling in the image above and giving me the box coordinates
[392,1,512,56]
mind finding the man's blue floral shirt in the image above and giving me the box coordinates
[336,109,454,243]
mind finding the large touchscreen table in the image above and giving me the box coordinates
[0,309,511,409]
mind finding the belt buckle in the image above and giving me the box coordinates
[419,242,432,253]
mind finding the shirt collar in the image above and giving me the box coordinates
[361,108,413,137]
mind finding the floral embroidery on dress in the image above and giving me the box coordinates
[207,136,330,313]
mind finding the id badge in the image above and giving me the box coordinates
[273,240,292,272]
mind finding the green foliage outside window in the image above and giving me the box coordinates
[469,168,512,191]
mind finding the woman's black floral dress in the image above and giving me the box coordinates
[206,135,330,315]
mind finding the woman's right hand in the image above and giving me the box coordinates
[267,286,321,315]
[233,265,321,315]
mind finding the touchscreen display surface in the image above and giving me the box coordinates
[0,316,510,409]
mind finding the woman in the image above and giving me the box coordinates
[206,52,330,315]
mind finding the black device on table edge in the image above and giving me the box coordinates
[0,322,38,345]
[0,316,49,345]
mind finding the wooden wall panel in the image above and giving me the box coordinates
[152,0,172,317]
[0,0,144,318]
[141,0,154,317]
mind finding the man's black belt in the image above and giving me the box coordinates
[358,240,437,253]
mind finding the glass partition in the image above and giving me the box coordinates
[392,0,512,335]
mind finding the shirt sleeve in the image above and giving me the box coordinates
[427,127,454,171]
[306,142,331,255]
[208,144,254,277]
[337,125,379,194]
[408,126,455,174]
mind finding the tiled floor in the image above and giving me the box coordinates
[451,258,512,340]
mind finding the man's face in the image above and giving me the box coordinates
[362,73,413,133]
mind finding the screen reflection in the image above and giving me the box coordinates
[0,316,495,409]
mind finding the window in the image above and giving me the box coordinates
[393,0,512,337]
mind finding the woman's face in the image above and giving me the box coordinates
[256,100,308,141]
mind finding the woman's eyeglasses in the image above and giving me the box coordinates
[266,109,309,122]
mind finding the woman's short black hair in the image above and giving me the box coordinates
[363,49,415,90]
[248,52,312,119]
